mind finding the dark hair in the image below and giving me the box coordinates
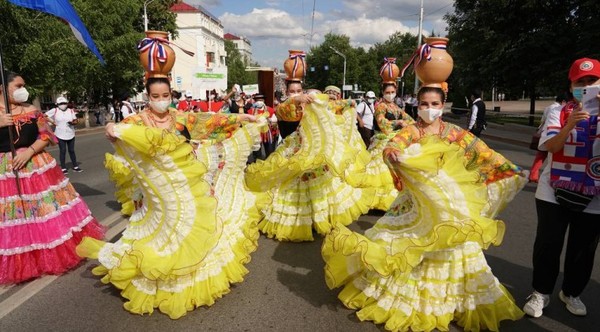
[471,89,482,99]
[172,90,181,99]
[381,83,397,93]
[556,92,571,103]
[286,80,303,91]
[417,86,446,103]
[1,71,20,89]
[145,77,171,94]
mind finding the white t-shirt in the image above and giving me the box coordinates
[121,101,135,119]
[46,107,77,140]
[535,104,600,214]
[356,101,375,130]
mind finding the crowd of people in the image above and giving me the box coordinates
[0,36,598,332]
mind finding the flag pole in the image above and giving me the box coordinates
[0,41,23,197]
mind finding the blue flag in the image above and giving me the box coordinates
[8,0,105,65]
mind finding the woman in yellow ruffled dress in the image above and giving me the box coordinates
[77,76,264,319]
[245,78,375,242]
[322,86,527,331]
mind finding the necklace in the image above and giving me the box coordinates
[416,119,445,137]
[146,110,174,129]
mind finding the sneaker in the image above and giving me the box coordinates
[523,291,550,318]
[72,166,83,173]
[61,168,68,175]
[559,291,586,316]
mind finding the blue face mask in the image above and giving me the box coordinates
[572,87,583,102]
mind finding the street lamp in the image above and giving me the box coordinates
[144,0,157,32]
[329,46,346,98]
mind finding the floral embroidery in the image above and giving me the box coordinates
[375,102,414,135]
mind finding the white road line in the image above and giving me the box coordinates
[0,212,128,319]
[0,276,57,319]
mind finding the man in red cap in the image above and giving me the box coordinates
[523,58,600,319]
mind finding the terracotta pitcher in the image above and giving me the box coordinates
[138,30,176,78]
[284,50,306,81]
[380,57,400,84]
[415,37,453,85]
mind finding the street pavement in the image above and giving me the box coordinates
[0,117,598,332]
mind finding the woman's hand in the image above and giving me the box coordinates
[387,150,402,163]
[12,149,34,170]
[239,114,257,122]
[105,123,118,142]
[0,113,13,128]
[294,94,314,105]
[566,104,590,130]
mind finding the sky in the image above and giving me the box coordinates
[186,0,454,68]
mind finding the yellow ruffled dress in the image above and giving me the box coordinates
[245,95,376,242]
[77,110,265,319]
[322,123,527,331]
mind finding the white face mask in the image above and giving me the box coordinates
[149,100,171,113]
[289,93,301,98]
[383,93,396,103]
[255,101,265,108]
[58,105,68,111]
[12,87,29,103]
[367,98,375,104]
[418,108,443,124]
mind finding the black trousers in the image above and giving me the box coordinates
[58,137,78,169]
[532,199,600,296]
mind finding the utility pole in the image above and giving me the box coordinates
[330,46,347,99]
[144,0,156,32]
[414,0,424,94]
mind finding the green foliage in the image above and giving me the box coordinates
[304,32,420,97]
[446,0,600,102]
[0,0,178,104]
[225,40,258,88]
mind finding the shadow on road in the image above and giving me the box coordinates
[71,182,106,196]
[487,254,600,332]
[105,200,122,211]
[272,239,341,311]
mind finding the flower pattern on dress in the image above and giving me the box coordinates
[375,102,414,135]
[276,98,303,121]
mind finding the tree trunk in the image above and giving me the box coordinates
[528,85,536,126]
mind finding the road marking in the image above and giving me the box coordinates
[0,212,128,320]
[0,276,58,319]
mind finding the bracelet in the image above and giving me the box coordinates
[29,146,36,154]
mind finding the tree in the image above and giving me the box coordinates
[224,40,257,88]
[0,0,178,105]
[446,0,600,122]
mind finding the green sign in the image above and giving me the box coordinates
[195,72,224,79]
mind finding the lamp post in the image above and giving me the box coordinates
[329,46,346,98]
[144,0,157,32]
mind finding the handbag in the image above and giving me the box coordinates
[529,132,541,150]
[554,187,594,212]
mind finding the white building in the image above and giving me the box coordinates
[169,2,227,100]
[224,33,252,64]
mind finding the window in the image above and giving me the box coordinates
[206,52,215,66]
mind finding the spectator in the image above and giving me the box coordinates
[356,90,376,147]
[468,89,487,137]
[177,91,196,112]
[120,93,135,119]
[523,58,600,318]
[46,96,83,174]
[528,93,570,182]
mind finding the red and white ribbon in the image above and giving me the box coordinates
[289,52,306,79]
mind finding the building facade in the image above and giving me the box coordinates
[224,33,252,64]
[169,2,227,100]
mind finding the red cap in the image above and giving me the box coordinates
[568,58,600,82]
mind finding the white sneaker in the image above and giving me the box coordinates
[559,291,587,316]
[523,291,550,318]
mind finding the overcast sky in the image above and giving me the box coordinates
[186,0,454,68]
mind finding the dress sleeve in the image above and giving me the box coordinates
[185,112,241,141]
[375,103,394,134]
[382,127,415,190]
[455,129,520,184]
[35,112,58,144]
[275,98,302,121]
